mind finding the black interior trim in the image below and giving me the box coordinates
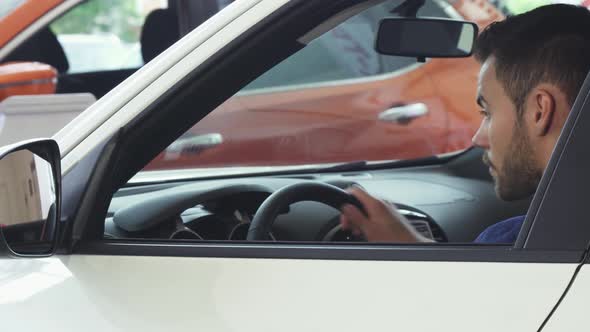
[69,130,124,245]
[75,241,583,263]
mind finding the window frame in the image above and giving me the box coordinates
[63,0,590,264]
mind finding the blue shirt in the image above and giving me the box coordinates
[474,215,525,244]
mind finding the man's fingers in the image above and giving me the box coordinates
[347,185,382,214]
[341,204,368,230]
[340,214,350,230]
[341,213,362,237]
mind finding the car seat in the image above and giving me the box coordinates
[5,27,69,74]
[140,8,181,63]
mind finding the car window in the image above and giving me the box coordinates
[244,1,447,90]
[144,0,479,172]
[0,0,25,20]
[108,0,554,248]
[50,0,168,73]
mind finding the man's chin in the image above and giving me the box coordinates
[495,182,534,202]
[494,176,515,201]
[496,188,516,201]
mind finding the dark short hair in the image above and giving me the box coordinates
[474,4,590,116]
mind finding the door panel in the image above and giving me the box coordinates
[0,255,575,331]
[542,264,589,331]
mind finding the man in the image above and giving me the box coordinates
[339,3,590,243]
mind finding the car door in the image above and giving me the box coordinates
[0,0,586,331]
[542,256,590,331]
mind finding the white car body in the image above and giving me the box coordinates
[0,256,576,331]
[0,0,588,331]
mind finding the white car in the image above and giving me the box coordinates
[0,0,588,331]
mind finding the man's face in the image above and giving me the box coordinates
[472,58,542,201]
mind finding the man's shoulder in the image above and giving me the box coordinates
[474,215,526,244]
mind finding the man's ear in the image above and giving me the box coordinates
[527,86,557,137]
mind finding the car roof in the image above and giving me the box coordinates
[0,0,64,51]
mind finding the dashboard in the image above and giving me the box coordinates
[105,158,531,243]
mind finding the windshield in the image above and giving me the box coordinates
[0,0,25,20]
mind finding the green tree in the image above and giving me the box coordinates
[51,0,142,42]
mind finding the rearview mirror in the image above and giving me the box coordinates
[0,139,61,257]
[376,18,478,58]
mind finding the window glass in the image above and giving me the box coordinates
[112,0,555,246]
[244,1,446,90]
[139,0,588,175]
[145,0,474,172]
[50,0,168,73]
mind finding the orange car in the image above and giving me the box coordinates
[146,0,504,169]
[0,0,503,169]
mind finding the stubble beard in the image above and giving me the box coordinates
[490,123,543,201]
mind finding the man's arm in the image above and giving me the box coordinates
[340,185,435,243]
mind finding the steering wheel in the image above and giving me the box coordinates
[246,182,366,240]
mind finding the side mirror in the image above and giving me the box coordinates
[0,139,61,257]
[0,62,57,102]
[375,18,478,58]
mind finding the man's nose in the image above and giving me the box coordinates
[472,122,489,148]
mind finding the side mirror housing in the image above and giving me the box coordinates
[0,139,61,257]
[375,18,478,58]
[0,62,57,102]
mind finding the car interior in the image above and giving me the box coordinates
[84,0,533,245]
[104,149,531,243]
[0,0,537,247]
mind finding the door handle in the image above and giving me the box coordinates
[164,133,223,159]
[378,103,429,125]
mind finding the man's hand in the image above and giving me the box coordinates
[340,185,434,243]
